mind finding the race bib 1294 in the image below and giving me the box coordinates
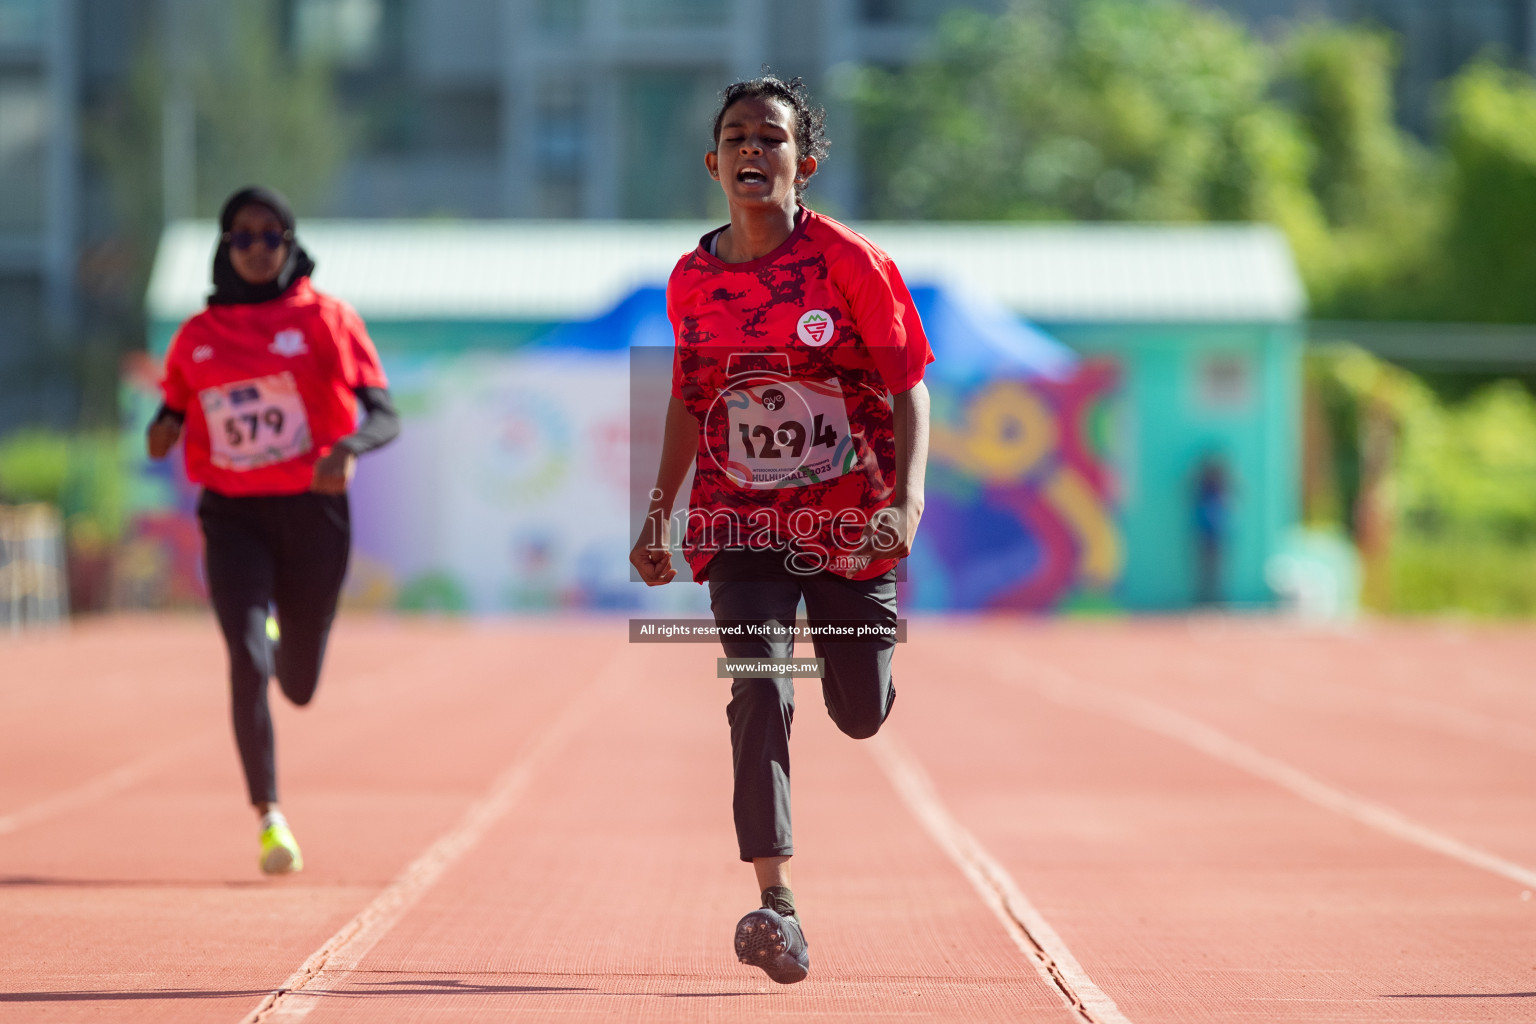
[709,377,855,488]
[199,371,313,471]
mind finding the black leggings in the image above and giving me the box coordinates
[708,549,898,862]
[197,489,351,806]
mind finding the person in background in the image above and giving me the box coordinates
[148,186,399,874]
[1193,453,1230,606]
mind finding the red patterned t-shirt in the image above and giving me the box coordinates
[668,207,933,581]
[161,278,388,497]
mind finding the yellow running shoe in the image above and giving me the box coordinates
[265,614,281,644]
[259,820,303,875]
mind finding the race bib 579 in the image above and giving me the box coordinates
[199,372,313,471]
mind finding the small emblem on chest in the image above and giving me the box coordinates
[270,329,308,357]
[192,345,214,363]
[796,310,832,347]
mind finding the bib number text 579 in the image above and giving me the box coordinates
[224,407,288,448]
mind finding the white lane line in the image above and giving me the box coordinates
[1256,677,1536,757]
[240,654,629,1024]
[869,730,1133,1024]
[0,733,214,836]
[1014,662,1536,891]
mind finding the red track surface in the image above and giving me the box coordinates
[3,615,1535,1022]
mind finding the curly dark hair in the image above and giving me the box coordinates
[711,73,829,196]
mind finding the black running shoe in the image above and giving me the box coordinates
[734,888,809,984]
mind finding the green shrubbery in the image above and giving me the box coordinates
[0,429,130,545]
[1310,348,1536,615]
[1391,379,1536,614]
[1391,538,1536,616]
[851,0,1536,325]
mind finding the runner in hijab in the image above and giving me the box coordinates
[148,186,399,874]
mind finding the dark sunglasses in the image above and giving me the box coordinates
[224,229,292,251]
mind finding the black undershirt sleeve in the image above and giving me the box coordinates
[335,386,401,456]
[150,390,399,455]
[151,402,185,429]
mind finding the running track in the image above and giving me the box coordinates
[3,616,1534,1022]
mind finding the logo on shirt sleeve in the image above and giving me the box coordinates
[796,310,833,347]
[270,329,309,357]
[192,345,214,363]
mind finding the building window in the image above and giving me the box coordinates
[536,107,584,177]
[537,179,582,218]
[423,87,501,155]
[0,0,44,48]
[1197,354,1254,412]
[290,0,387,68]
[859,0,1002,27]
[620,0,727,30]
[621,70,721,218]
[859,0,903,23]
[0,274,43,370]
[535,0,584,37]
[536,83,585,216]
[0,75,45,233]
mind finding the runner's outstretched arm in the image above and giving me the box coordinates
[311,386,401,494]
[629,395,699,586]
[336,386,401,455]
[868,380,929,559]
[146,404,185,459]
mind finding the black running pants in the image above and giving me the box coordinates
[197,489,350,806]
[707,549,898,862]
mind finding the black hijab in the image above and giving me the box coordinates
[208,186,317,306]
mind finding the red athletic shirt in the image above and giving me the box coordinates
[668,207,933,581]
[161,278,388,497]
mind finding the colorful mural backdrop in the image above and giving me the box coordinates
[907,361,1120,611]
[125,286,1121,614]
[345,350,655,613]
[122,348,706,615]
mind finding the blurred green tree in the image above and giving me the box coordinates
[1435,61,1536,323]
[1390,378,1536,614]
[848,0,1491,322]
[190,1,350,214]
[1396,379,1536,543]
[1274,24,1440,318]
[91,0,348,232]
[1309,345,1536,615]
[852,0,1297,223]
[84,0,349,375]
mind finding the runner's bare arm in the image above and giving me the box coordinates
[864,380,930,559]
[629,395,699,586]
[309,448,356,495]
[146,404,184,460]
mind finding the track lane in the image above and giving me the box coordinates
[8,616,1536,1022]
[0,618,227,819]
[0,618,624,1022]
[893,620,1536,1023]
[244,647,631,1023]
[283,639,1084,1022]
[1040,621,1536,869]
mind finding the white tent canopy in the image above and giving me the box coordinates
[148,219,1305,326]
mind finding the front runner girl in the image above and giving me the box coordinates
[148,186,399,875]
[630,75,932,983]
